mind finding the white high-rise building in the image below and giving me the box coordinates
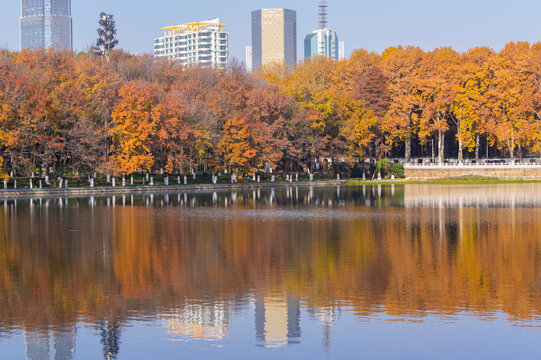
[339,41,345,60]
[305,28,339,60]
[304,1,345,61]
[246,46,253,72]
[154,18,229,69]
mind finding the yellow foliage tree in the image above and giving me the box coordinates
[218,116,260,175]
[0,158,8,182]
[109,81,158,175]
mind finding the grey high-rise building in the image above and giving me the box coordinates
[20,0,73,51]
[251,9,297,68]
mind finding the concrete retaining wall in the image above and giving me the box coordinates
[405,165,541,180]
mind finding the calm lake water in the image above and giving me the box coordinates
[1,184,541,359]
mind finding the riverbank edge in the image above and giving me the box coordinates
[0,180,346,199]
[346,179,541,185]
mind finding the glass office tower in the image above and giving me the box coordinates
[21,0,73,50]
[251,8,297,68]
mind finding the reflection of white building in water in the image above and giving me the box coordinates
[25,327,76,360]
[309,305,341,352]
[164,302,231,341]
[255,294,301,347]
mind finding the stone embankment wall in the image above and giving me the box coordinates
[405,164,541,180]
[0,181,344,200]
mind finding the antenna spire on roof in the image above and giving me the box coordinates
[318,0,328,29]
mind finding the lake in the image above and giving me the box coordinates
[1,184,541,359]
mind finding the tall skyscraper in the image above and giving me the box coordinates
[154,18,229,69]
[304,1,344,61]
[20,0,73,51]
[251,9,297,68]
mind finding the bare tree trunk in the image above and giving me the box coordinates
[510,131,515,164]
[457,131,463,164]
[438,130,445,165]
[475,135,480,163]
[508,140,515,165]
[518,144,523,163]
[486,138,489,161]
[405,138,411,164]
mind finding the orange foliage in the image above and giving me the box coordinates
[1,43,541,177]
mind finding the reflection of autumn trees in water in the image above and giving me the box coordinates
[1,187,541,336]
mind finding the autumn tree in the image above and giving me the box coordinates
[0,50,74,177]
[109,81,159,175]
[381,46,425,163]
[278,57,378,171]
[244,86,293,171]
[485,42,538,163]
[451,47,495,162]
[218,116,259,175]
[417,47,460,164]
[151,91,191,173]
[341,49,390,159]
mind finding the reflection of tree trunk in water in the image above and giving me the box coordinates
[458,203,464,250]
[405,138,411,163]
[100,319,121,360]
[438,130,445,165]
[475,135,480,163]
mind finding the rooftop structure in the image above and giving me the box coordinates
[318,0,328,29]
[304,1,345,61]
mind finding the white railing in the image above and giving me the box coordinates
[405,162,541,168]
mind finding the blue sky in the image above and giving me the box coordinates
[1,0,540,60]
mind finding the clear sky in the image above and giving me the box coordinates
[1,0,540,60]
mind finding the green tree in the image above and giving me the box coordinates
[95,13,119,58]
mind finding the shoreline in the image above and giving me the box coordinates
[347,179,541,185]
[2,178,540,199]
[0,180,345,199]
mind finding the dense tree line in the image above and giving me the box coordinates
[0,42,540,180]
